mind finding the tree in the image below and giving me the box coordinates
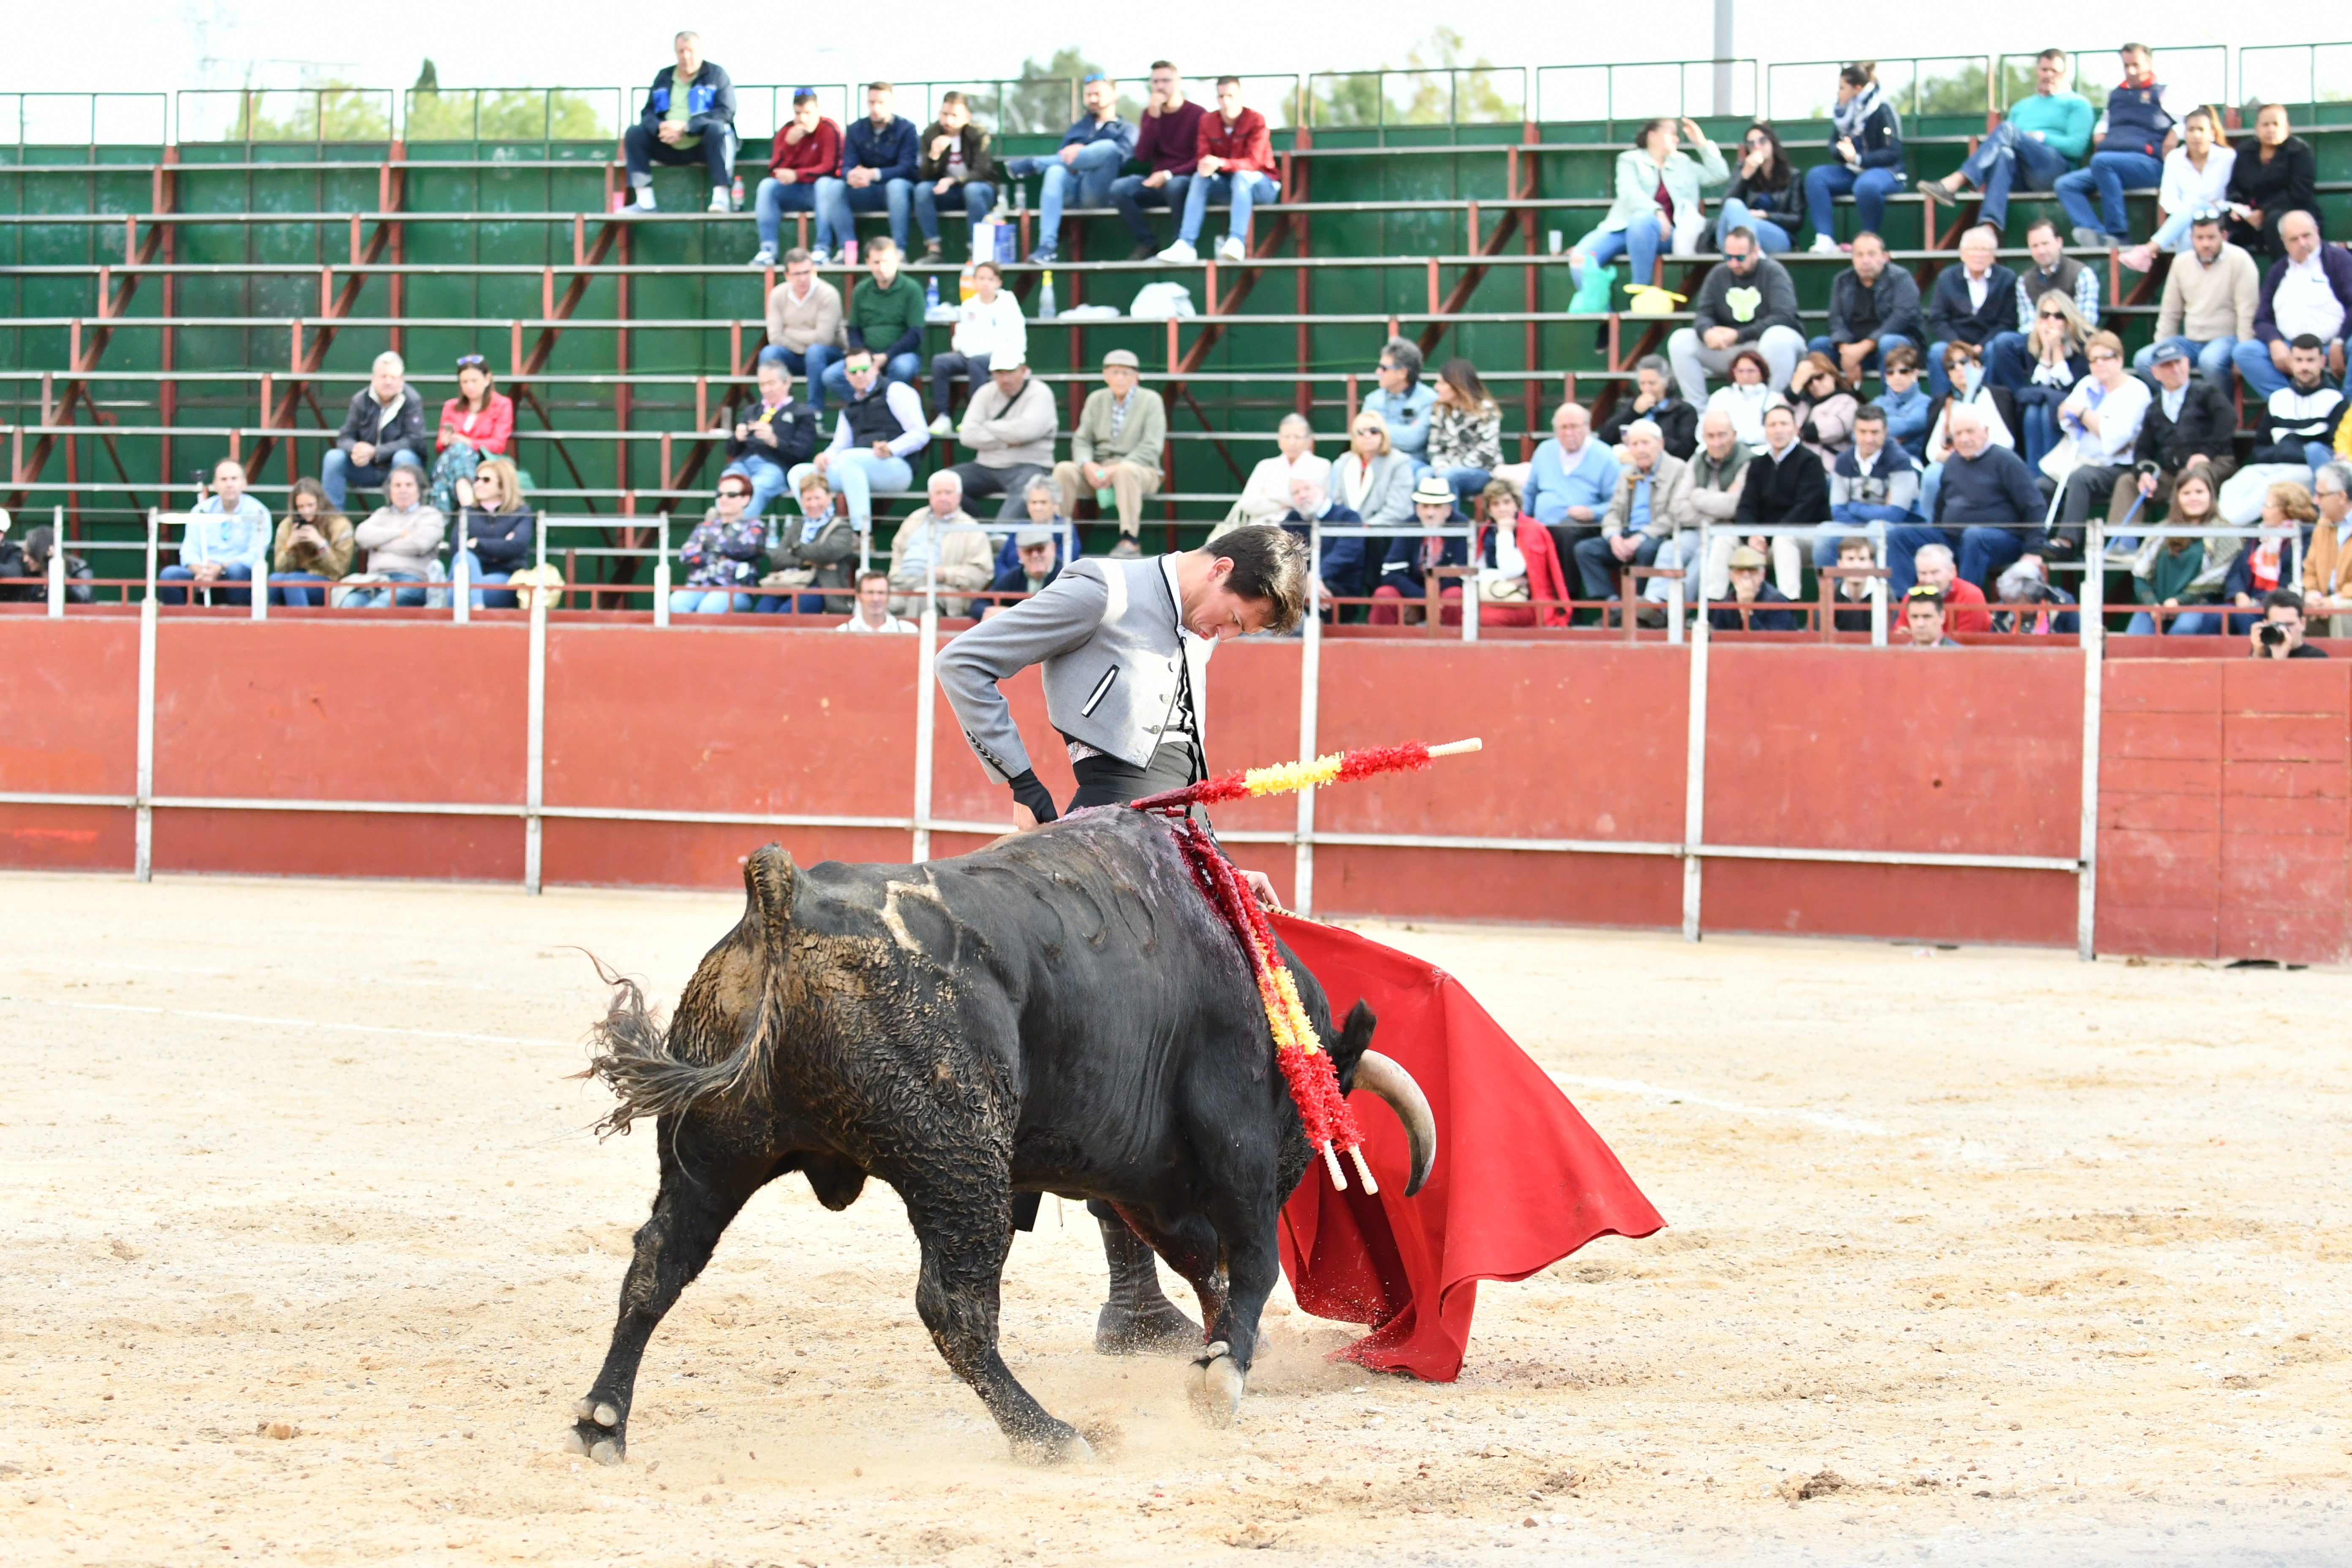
[1308,27,1519,128]
[1002,47,1145,136]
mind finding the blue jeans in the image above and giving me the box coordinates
[463,550,518,610]
[2055,151,2164,238]
[789,452,912,530]
[1958,525,2025,589]
[2129,607,2222,635]
[819,354,920,404]
[623,123,738,191]
[158,562,253,605]
[1578,220,1668,287]
[2231,340,2306,402]
[812,176,912,255]
[724,454,792,516]
[911,179,996,243]
[1803,163,1900,242]
[1007,142,1127,251]
[1439,466,1492,509]
[671,589,752,613]
[1178,171,1279,246]
[342,569,426,609]
[319,446,426,512]
[754,591,833,614]
[2133,335,2238,389]
[1715,199,1792,253]
[1110,173,1195,244]
[757,343,837,414]
[268,571,329,607]
[1805,332,1914,380]
[2019,400,2063,471]
[1957,122,2072,232]
[754,177,820,252]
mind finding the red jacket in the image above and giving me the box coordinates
[1196,108,1273,176]
[1942,577,1990,634]
[768,117,842,181]
[437,392,513,456]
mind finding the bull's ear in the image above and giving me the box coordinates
[742,844,797,947]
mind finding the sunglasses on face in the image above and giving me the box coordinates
[719,487,751,499]
[2039,309,2067,320]
[2089,350,2118,362]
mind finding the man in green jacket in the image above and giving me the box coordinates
[1918,48,2093,235]
[1051,349,1168,558]
[822,238,926,403]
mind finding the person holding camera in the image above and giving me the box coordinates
[2251,587,2328,658]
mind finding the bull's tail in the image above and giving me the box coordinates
[579,960,771,1138]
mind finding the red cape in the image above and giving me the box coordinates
[1271,915,1666,1380]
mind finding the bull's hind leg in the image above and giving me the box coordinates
[1181,1146,1286,1429]
[567,1147,768,1464]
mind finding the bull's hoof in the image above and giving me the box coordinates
[566,1396,624,1463]
[1010,1419,1097,1466]
[1187,1341,1246,1429]
[1094,1298,1202,1356]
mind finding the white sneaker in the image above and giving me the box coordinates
[1216,235,1246,263]
[749,246,776,268]
[807,247,830,265]
[1156,240,1198,264]
[1808,234,1842,255]
[927,413,953,436]
[708,187,731,213]
[633,188,656,212]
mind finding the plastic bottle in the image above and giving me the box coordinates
[1038,269,1057,321]
[730,174,744,210]
[958,263,978,305]
[926,274,941,312]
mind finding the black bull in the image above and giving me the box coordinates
[571,807,1435,1463]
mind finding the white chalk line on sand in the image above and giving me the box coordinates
[1550,1072,1893,1137]
[1,995,578,1051]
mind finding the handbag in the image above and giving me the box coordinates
[2038,433,2081,484]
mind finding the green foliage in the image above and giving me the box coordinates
[404,88,611,142]
[226,82,393,142]
[1307,27,1519,128]
[1002,47,1146,136]
[1912,63,1993,118]
[415,59,440,94]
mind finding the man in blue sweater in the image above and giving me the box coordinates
[623,33,738,214]
[1814,405,1920,566]
[1003,74,1137,266]
[1886,404,2047,596]
[1522,402,1621,566]
[814,83,918,262]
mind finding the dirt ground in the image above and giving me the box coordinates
[5,869,2351,1568]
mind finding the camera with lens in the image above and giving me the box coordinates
[2259,622,2290,649]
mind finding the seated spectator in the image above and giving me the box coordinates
[887,470,994,616]
[344,465,445,608]
[1568,116,1729,288]
[1428,358,1503,509]
[1279,473,1366,612]
[791,347,929,535]
[929,260,1026,432]
[2303,463,2352,634]
[1362,339,1435,471]
[2134,210,2256,389]
[1731,403,1825,596]
[2249,588,2328,658]
[724,358,821,517]
[1597,354,1699,460]
[1111,61,1206,260]
[1468,479,1570,628]
[1666,229,1805,403]
[1817,403,1920,567]
[1991,557,2080,634]
[5,526,93,604]
[2234,214,2352,401]
[1157,77,1277,265]
[1716,122,1799,254]
[1889,405,2042,599]
[1369,474,1467,624]
[759,248,846,416]
[1878,346,1930,449]
[1911,542,1991,633]
[985,520,1066,617]
[1987,219,2102,393]
[1232,414,1331,529]
[1925,227,2020,398]
[2219,486,2307,632]
[824,239,925,401]
[1811,231,1923,386]
[991,475,1081,588]
[1652,408,1753,603]
[913,92,997,261]
[1709,544,1802,630]
[454,458,533,611]
[2127,471,2228,635]
[2005,292,2089,471]
[1003,74,1135,266]
[950,348,1057,523]
[2248,335,2346,471]
[160,455,267,606]
[1829,533,1881,632]
[670,477,766,614]
[749,90,842,268]
[1918,342,2020,520]
[1804,64,1906,252]
[2123,342,2238,525]
[1331,408,1416,535]
[1053,348,1166,555]
[266,477,354,607]
[2224,105,2317,267]
[757,469,862,615]
[815,84,918,261]
[839,569,919,633]
[1783,353,1859,466]
[1522,401,1622,565]
[1704,348,1775,449]
[2118,109,2236,273]
[322,351,431,512]
[1917,49,2091,237]
[429,354,514,514]
[1576,418,1693,618]
[1900,585,1961,648]
[623,32,737,214]
[2053,43,2185,250]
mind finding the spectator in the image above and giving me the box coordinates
[1427,358,1503,509]
[1471,479,1571,627]
[760,247,846,416]
[1522,401,1623,565]
[5,526,93,604]
[1811,231,1924,386]
[2234,213,2352,400]
[1908,542,1992,632]
[454,457,533,610]
[1369,474,1468,624]
[814,84,919,261]
[2224,105,2317,266]
[1597,354,1699,460]
[322,351,431,512]
[1782,353,1860,466]
[950,348,1058,523]
[757,469,863,615]
[2134,210,2258,388]
[1004,74,1135,267]
[1576,418,1693,614]
[839,569,919,633]
[1281,473,1367,613]
[2220,487,2306,633]
[1363,340,1435,469]
[2126,468,2229,634]
[266,476,354,607]
[2119,109,2236,273]
[2305,463,2352,633]
[623,32,737,214]
[1829,533,1882,631]
[1921,342,2020,477]
[749,89,842,268]
[2123,341,2238,524]
[1804,63,1906,252]
[668,477,765,614]
[2006,291,2090,471]
[792,346,929,535]
[1568,116,1729,288]
[1917,48,2092,236]
[1710,544,1802,630]
[428,354,514,514]
[344,465,444,608]
[1157,76,1277,265]
[160,455,268,605]
[928,260,1026,433]
[1925,226,2020,397]
[1666,228,1805,403]
[986,520,1067,616]
[2054,43,2185,250]
[1716,122,1799,254]
[989,475,1081,592]
[823,238,925,401]
[1987,218,2102,391]
[2050,330,2153,549]
[1112,62,1207,260]
[2247,335,2346,470]
[1053,348,1166,555]
[1661,408,1753,601]
[1818,403,1920,566]
[1900,585,1961,648]
[887,469,994,616]
[1878,346,1931,448]
[1990,563,2078,636]
[1704,348,1775,449]
[1731,403,1825,596]
[1330,408,1416,534]
[913,92,997,261]
[2249,588,2328,658]
[723,358,820,517]
[1892,404,2042,599]
[1232,414,1331,529]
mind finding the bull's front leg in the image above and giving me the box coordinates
[567,1141,768,1463]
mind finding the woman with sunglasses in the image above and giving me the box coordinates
[1329,409,1415,531]
[672,476,770,614]
[2009,293,2090,471]
[1781,353,1859,465]
[455,458,534,610]
[1715,123,1797,255]
[2049,330,2153,558]
[429,354,514,515]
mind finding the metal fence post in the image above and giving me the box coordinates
[912,571,940,865]
[1681,523,1711,940]
[46,503,65,618]
[524,590,547,895]
[1296,525,1324,916]
[136,510,159,883]
[652,511,672,627]
[2076,519,2106,960]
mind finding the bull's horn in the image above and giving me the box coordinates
[1353,1050,1436,1198]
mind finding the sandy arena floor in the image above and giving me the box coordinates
[4,868,2350,1567]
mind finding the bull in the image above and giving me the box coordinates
[568,807,1435,1463]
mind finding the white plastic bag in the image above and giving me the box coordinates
[1129,281,1195,319]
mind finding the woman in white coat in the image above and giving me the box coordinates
[1570,117,1730,295]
